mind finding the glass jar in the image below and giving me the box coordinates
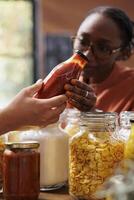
[14,122,69,191]
[3,141,40,200]
[0,134,7,190]
[60,108,80,137]
[124,118,134,160]
[119,111,134,141]
[37,50,88,99]
[8,131,21,142]
[69,112,125,200]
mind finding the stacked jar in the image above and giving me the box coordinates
[9,122,69,191]
[69,112,125,200]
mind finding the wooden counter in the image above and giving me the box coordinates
[39,187,73,200]
[0,186,73,200]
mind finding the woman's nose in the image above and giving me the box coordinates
[82,47,95,60]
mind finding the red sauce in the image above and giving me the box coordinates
[3,148,40,200]
[37,51,88,99]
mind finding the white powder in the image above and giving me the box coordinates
[13,123,69,187]
[39,132,69,186]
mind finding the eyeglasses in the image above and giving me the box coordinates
[71,36,122,59]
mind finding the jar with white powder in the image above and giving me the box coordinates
[59,108,81,138]
[8,122,69,191]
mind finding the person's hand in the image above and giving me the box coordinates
[64,79,96,112]
[0,80,67,134]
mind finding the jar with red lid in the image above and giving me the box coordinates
[3,141,40,200]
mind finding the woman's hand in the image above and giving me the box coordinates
[0,80,67,134]
[64,79,96,112]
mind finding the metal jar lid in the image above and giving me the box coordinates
[5,141,40,149]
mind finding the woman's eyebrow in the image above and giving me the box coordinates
[98,38,112,44]
[81,33,112,43]
[80,33,115,45]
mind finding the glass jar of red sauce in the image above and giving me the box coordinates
[3,141,40,200]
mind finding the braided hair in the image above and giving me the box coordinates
[86,6,134,60]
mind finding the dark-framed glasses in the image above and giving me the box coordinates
[71,36,122,59]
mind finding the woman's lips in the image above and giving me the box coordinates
[84,64,97,72]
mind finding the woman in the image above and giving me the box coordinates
[64,6,134,113]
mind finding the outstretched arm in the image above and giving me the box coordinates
[0,80,67,135]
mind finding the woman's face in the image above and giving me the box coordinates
[74,13,123,80]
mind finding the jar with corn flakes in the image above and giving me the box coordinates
[69,112,125,200]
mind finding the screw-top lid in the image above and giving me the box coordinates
[5,141,40,149]
[75,50,89,62]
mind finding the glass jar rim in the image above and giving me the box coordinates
[80,111,117,120]
[79,112,118,130]
[5,141,40,149]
